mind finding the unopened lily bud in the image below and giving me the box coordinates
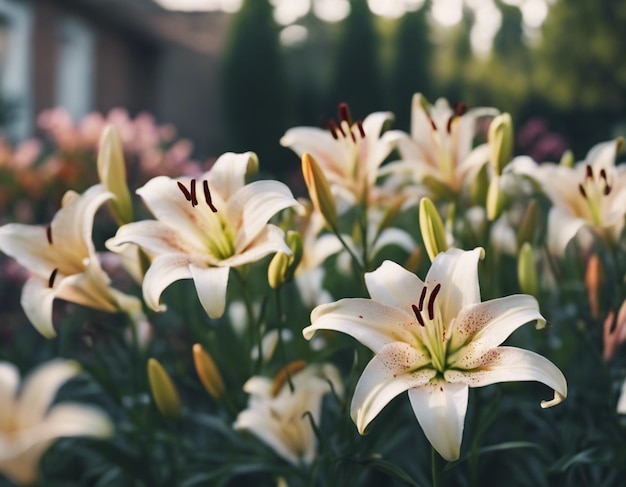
[517,242,538,297]
[516,199,539,246]
[284,231,303,279]
[469,164,489,206]
[301,153,337,230]
[603,300,626,362]
[419,197,448,262]
[585,254,604,319]
[271,360,307,397]
[488,113,513,175]
[486,175,505,221]
[192,344,225,400]
[559,149,574,168]
[147,358,181,419]
[97,125,133,225]
[268,231,303,288]
[268,251,290,289]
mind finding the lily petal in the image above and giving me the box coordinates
[142,254,195,312]
[408,380,469,461]
[425,247,483,323]
[0,363,19,418]
[189,265,230,319]
[306,299,415,352]
[220,225,290,268]
[17,360,80,428]
[207,152,257,200]
[106,220,202,257]
[351,342,435,434]
[20,277,58,338]
[280,127,346,177]
[234,409,306,466]
[0,225,54,279]
[444,346,567,408]
[40,403,113,441]
[364,260,425,315]
[51,185,112,264]
[226,180,299,252]
[546,206,586,255]
[448,294,544,359]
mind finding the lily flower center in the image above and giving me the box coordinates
[176,179,235,261]
[428,101,468,184]
[327,103,367,182]
[412,283,449,374]
[578,164,612,225]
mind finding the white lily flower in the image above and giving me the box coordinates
[106,152,300,319]
[0,360,113,485]
[304,248,567,461]
[234,363,342,466]
[512,140,626,254]
[385,94,498,195]
[281,104,400,205]
[0,185,145,338]
[292,207,342,307]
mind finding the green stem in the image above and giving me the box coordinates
[274,287,294,391]
[233,269,261,373]
[431,447,444,487]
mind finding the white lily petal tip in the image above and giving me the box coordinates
[540,391,566,409]
[535,318,547,330]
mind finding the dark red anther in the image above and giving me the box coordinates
[328,119,340,139]
[203,180,218,213]
[585,165,593,179]
[177,179,198,206]
[600,169,607,181]
[48,268,58,288]
[357,121,365,138]
[446,116,454,134]
[454,101,468,117]
[412,304,425,327]
[177,181,192,201]
[427,283,441,321]
[430,118,437,131]
[604,184,612,196]
[46,226,53,245]
[190,179,198,207]
[418,286,427,311]
[578,184,587,198]
[338,103,352,125]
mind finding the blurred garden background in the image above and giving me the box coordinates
[0,1,625,486]
[0,0,624,181]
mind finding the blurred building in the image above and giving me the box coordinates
[0,0,230,156]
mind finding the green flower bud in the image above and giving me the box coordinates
[486,175,505,221]
[97,125,133,225]
[419,197,448,262]
[301,153,337,230]
[559,150,574,168]
[516,199,539,246]
[517,242,538,297]
[268,252,290,289]
[488,113,513,175]
[193,344,225,401]
[147,358,181,420]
